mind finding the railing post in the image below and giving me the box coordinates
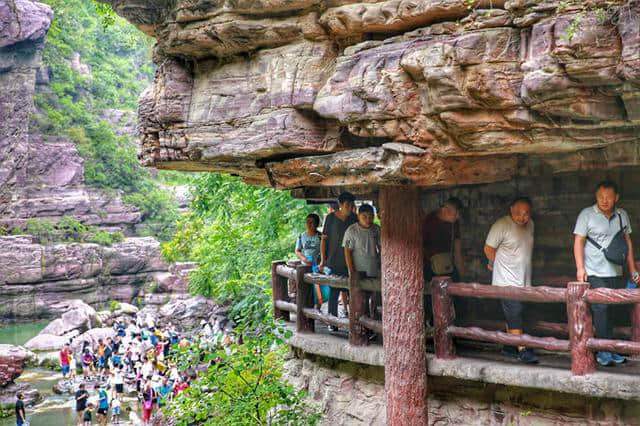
[567,281,596,375]
[431,276,456,359]
[349,273,368,346]
[271,261,289,321]
[631,302,640,345]
[295,265,314,333]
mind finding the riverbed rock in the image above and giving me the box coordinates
[23,334,68,352]
[0,345,35,387]
[0,382,40,413]
[40,300,97,336]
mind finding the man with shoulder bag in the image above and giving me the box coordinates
[423,197,465,326]
[574,180,640,366]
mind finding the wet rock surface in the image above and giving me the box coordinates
[102,0,640,190]
[0,345,35,387]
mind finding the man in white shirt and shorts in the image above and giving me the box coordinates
[484,197,537,364]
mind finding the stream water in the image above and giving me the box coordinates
[0,322,85,426]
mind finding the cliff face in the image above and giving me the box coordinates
[106,0,640,190]
[0,0,173,319]
[0,0,142,233]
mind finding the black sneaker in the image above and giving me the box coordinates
[328,325,338,332]
[518,348,538,364]
[501,346,519,358]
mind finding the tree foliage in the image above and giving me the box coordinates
[163,174,321,324]
[33,0,179,241]
[166,320,321,426]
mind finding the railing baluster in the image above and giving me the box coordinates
[295,265,314,333]
[431,276,456,359]
[271,261,289,321]
[349,273,368,346]
[567,281,596,375]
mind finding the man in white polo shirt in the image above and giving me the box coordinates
[484,197,537,364]
[574,180,639,366]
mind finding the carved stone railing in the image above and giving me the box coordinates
[272,260,640,376]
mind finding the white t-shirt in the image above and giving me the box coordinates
[485,215,534,287]
[342,223,381,277]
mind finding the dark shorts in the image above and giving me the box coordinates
[61,365,70,376]
[501,299,523,330]
[97,407,108,415]
[98,357,106,368]
[115,383,124,393]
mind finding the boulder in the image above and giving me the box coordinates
[23,334,67,352]
[40,300,97,336]
[0,0,52,48]
[117,302,139,315]
[0,383,40,412]
[0,345,35,387]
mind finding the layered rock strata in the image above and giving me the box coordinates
[0,0,142,233]
[0,236,166,320]
[106,0,640,190]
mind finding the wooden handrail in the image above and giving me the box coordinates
[302,308,349,330]
[447,326,571,352]
[446,282,567,303]
[585,288,640,305]
[587,338,640,354]
[274,300,296,313]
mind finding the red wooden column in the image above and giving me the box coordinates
[631,304,640,343]
[431,277,456,359]
[380,186,427,425]
[566,281,596,375]
[271,261,289,321]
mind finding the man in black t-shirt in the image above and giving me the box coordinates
[15,392,25,426]
[423,197,464,282]
[319,192,358,323]
[75,383,89,425]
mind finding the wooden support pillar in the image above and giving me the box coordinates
[295,265,314,333]
[567,281,596,375]
[380,186,427,426]
[431,277,456,359]
[271,261,289,321]
[349,273,368,346]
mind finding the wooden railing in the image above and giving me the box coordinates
[272,260,640,376]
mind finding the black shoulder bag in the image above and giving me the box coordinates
[586,214,628,265]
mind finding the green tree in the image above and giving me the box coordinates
[166,319,320,426]
[163,174,320,324]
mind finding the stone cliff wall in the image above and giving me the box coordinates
[106,0,640,190]
[0,0,142,234]
[283,351,640,425]
[0,235,167,320]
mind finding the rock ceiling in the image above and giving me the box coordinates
[105,0,640,191]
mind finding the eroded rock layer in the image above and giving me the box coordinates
[106,0,640,189]
[0,236,166,320]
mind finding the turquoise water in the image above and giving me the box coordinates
[0,321,49,346]
[0,323,77,426]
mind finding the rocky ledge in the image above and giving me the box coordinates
[102,0,640,191]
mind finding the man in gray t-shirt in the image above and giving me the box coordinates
[484,197,537,364]
[573,180,639,366]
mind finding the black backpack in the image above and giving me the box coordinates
[587,214,628,265]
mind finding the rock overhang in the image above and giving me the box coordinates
[103,0,640,192]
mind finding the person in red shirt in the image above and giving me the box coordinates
[423,197,465,326]
[59,343,73,384]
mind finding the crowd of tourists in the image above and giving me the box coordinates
[294,180,639,367]
[40,316,233,426]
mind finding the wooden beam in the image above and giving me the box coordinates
[380,186,427,425]
[447,282,566,303]
[359,315,383,334]
[585,288,640,304]
[274,300,296,313]
[302,308,349,329]
[587,338,640,354]
[447,326,570,352]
